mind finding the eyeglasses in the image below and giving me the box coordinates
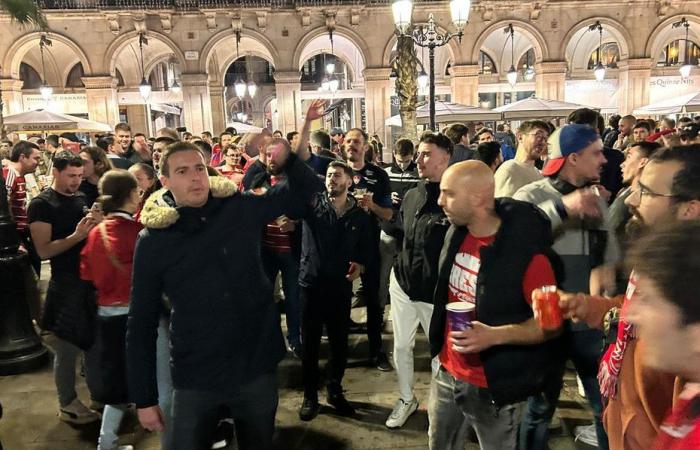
[633,181,682,200]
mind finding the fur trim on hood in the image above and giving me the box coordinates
[140,176,238,229]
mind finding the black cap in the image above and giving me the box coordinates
[681,124,700,140]
[60,132,80,143]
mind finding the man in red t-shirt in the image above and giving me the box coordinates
[623,222,700,450]
[4,141,42,274]
[428,161,560,450]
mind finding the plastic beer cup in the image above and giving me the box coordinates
[446,302,476,331]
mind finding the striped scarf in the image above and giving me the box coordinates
[598,273,638,399]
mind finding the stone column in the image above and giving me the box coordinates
[124,105,150,136]
[181,73,213,134]
[535,62,568,101]
[81,76,120,127]
[449,64,480,106]
[363,68,392,145]
[274,71,302,133]
[617,58,652,116]
[209,84,226,135]
[0,79,24,115]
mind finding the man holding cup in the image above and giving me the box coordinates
[344,128,394,371]
[427,161,561,450]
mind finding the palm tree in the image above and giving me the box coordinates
[0,0,47,28]
[0,0,46,140]
[393,34,419,142]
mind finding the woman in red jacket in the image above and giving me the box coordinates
[80,169,142,450]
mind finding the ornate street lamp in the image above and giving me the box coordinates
[589,21,607,82]
[505,24,518,87]
[169,79,181,94]
[137,32,151,101]
[38,34,53,101]
[392,0,471,131]
[673,18,693,79]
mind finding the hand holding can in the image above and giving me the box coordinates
[533,285,563,330]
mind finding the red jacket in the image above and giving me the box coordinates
[80,214,143,307]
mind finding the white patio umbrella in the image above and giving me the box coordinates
[3,109,112,133]
[385,101,501,127]
[494,96,598,120]
[633,92,700,116]
[227,121,264,134]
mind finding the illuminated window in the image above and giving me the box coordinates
[588,43,620,69]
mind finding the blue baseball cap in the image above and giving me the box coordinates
[542,124,601,176]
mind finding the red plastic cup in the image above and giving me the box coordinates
[533,285,562,330]
[446,302,476,331]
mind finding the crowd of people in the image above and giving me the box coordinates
[2,102,700,450]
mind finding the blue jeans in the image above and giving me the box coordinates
[261,249,301,348]
[519,328,608,450]
[428,367,523,450]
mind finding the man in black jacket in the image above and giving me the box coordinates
[126,139,321,450]
[446,124,475,164]
[427,161,560,450]
[383,132,451,429]
[297,161,373,421]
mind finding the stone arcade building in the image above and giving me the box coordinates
[1,0,699,145]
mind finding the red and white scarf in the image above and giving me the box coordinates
[598,272,638,399]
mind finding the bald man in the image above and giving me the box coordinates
[427,161,561,450]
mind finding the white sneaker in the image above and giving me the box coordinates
[97,446,133,450]
[385,397,419,429]
[59,398,100,424]
[577,375,587,398]
[575,423,599,447]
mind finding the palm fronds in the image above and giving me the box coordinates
[0,0,47,29]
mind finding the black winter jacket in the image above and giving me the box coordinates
[429,198,564,407]
[385,181,450,303]
[126,154,322,408]
[299,194,374,286]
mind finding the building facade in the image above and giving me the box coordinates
[1,0,699,142]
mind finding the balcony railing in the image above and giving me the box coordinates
[35,0,421,10]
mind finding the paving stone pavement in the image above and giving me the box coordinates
[0,269,596,449]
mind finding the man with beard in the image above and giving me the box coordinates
[559,145,700,450]
[344,128,394,371]
[297,161,373,421]
[515,124,618,450]
[494,120,550,198]
[382,133,451,429]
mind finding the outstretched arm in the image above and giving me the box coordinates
[295,99,328,162]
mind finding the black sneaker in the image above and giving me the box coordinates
[299,397,320,421]
[374,352,393,372]
[326,392,355,417]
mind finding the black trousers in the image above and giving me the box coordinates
[301,278,352,400]
[360,267,384,357]
[168,372,278,450]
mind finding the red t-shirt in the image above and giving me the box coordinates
[652,384,700,450]
[80,214,143,307]
[439,233,556,388]
[3,166,28,233]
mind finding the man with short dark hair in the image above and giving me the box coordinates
[625,221,700,449]
[345,127,394,371]
[98,135,131,170]
[114,123,143,165]
[494,120,550,197]
[297,160,373,421]
[446,123,474,164]
[287,131,300,149]
[559,145,700,450]
[475,128,495,144]
[383,132,452,429]
[474,141,503,172]
[632,122,651,143]
[201,131,213,146]
[613,115,637,151]
[28,151,102,425]
[4,141,42,274]
[515,124,617,450]
[152,136,175,172]
[309,130,337,159]
[127,136,322,449]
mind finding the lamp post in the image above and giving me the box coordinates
[137,33,151,101]
[589,21,607,82]
[392,0,471,131]
[39,34,53,102]
[505,24,518,87]
[673,18,693,79]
